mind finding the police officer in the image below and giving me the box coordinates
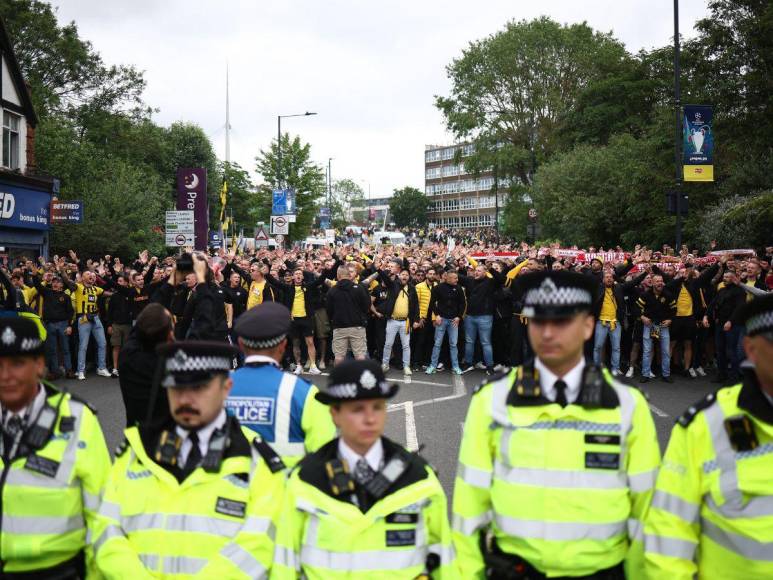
[272,359,458,579]
[453,270,661,578]
[644,293,773,578]
[227,302,336,467]
[0,317,111,578]
[92,341,285,578]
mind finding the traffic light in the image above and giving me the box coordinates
[666,191,689,216]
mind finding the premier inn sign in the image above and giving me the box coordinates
[176,168,208,251]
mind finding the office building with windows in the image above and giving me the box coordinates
[424,143,508,229]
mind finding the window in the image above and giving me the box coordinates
[425,167,441,179]
[460,197,476,210]
[3,112,21,170]
[425,149,441,162]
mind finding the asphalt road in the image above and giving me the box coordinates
[61,365,718,497]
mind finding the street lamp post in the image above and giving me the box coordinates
[328,158,333,208]
[276,112,317,188]
[673,0,683,249]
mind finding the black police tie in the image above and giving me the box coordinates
[354,458,376,485]
[182,431,202,477]
[3,415,23,456]
[554,379,568,407]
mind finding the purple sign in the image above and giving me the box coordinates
[176,168,208,251]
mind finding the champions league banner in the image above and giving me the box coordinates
[683,104,714,182]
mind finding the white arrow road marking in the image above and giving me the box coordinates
[648,403,669,418]
[414,374,467,407]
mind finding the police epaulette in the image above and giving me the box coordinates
[252,438,286,473]
[66,392,98,415]
[677,392,718,428]
[472,371,509,395]
[115,437,129,457]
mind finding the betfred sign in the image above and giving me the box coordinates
[0,187,50,230]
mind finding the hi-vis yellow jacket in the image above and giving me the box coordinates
[91,419,284,579]
[0,384,110,575]
[272,437,458,579]
[453,366,660,578]
[644,374,773,579]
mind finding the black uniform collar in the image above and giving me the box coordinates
[738,370,773,425]
[297,436,428,501]
[138,413,252,463]
[506,361,619,409]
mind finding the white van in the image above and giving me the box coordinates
[373,231,406,246]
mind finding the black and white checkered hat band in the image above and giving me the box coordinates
[327,381,391,399]
[524,285,592,308]
[20,338,42,351]
[240,334,286,350]
[166,355,232,373]
[747,311,773,335]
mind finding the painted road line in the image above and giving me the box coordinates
[306,371,451,388]
[387,401,419,451]
[648,403,669,418]
[414,374,467,407]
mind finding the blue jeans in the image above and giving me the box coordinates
[642,323,670,377]
[382,318,410,368]
[77,315,107,373]
[593,320,621,372]
[464,315,494,368]
[715,324,742,378]
[430,318,459,369]
[45,320,72,373]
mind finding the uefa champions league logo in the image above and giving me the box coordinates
[689,112,707,154]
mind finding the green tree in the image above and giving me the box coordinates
[218,161,258,238]
[255,133,326,240]
[329,178,365,229]
[0,0,148,118]
[389,187,430,228]
[690,191,773,250]
[529,134,672,247]
[436,17,631,186]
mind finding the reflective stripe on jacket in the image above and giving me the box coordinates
[452,366,661,578]
[91,423,284,579]
[272,437,459,579]
[644,376,773,579]
[0,387,110,574]
[227,364,336,466]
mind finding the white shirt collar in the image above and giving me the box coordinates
[176,409,227,465]
[1,384,46,424]
[535,357,586,405]
[244,354,280,367]
[338,437,384,472]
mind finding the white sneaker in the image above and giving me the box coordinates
[76,372,86,381]
[307,366,322,375]
[382,364,390,373]
[293,365,302,376]
[404,367,412,375]
[696,366,706,377]
[111,369,119,378]
[688,368,698,378]
[493,364,506,373]
[611,369,620,377]
[625,367,635,379]
[318,360,326,370]
[474,362,487,370]
[96,368,111,378]
[437,363,445,371]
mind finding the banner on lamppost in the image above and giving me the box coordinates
[176,168,208,250]
[683,104,714,182]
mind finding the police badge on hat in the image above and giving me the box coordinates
[0,317,44,357]
[315,360,399,405]
[517,271,597,320]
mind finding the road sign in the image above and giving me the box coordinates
[271,215,289,235]
[166,233,194,247]
[272,189,287,215]
[165,210,194,232]
[275,234,285,245]
[288,214,297,223]
[255,224,270,247]
[528,208,538,220]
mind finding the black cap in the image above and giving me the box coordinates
[0,317,44,357]
[517,270,597,320]
[315,359,399,405]
[234,302,291,350]
[156,341,237,388]
[736,294,773,337]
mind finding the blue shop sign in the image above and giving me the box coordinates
[0,184,50,230]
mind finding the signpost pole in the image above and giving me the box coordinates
[673,0,683,249]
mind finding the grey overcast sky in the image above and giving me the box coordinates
[54,0,709,199]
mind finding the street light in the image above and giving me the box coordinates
[277,112,316,188]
